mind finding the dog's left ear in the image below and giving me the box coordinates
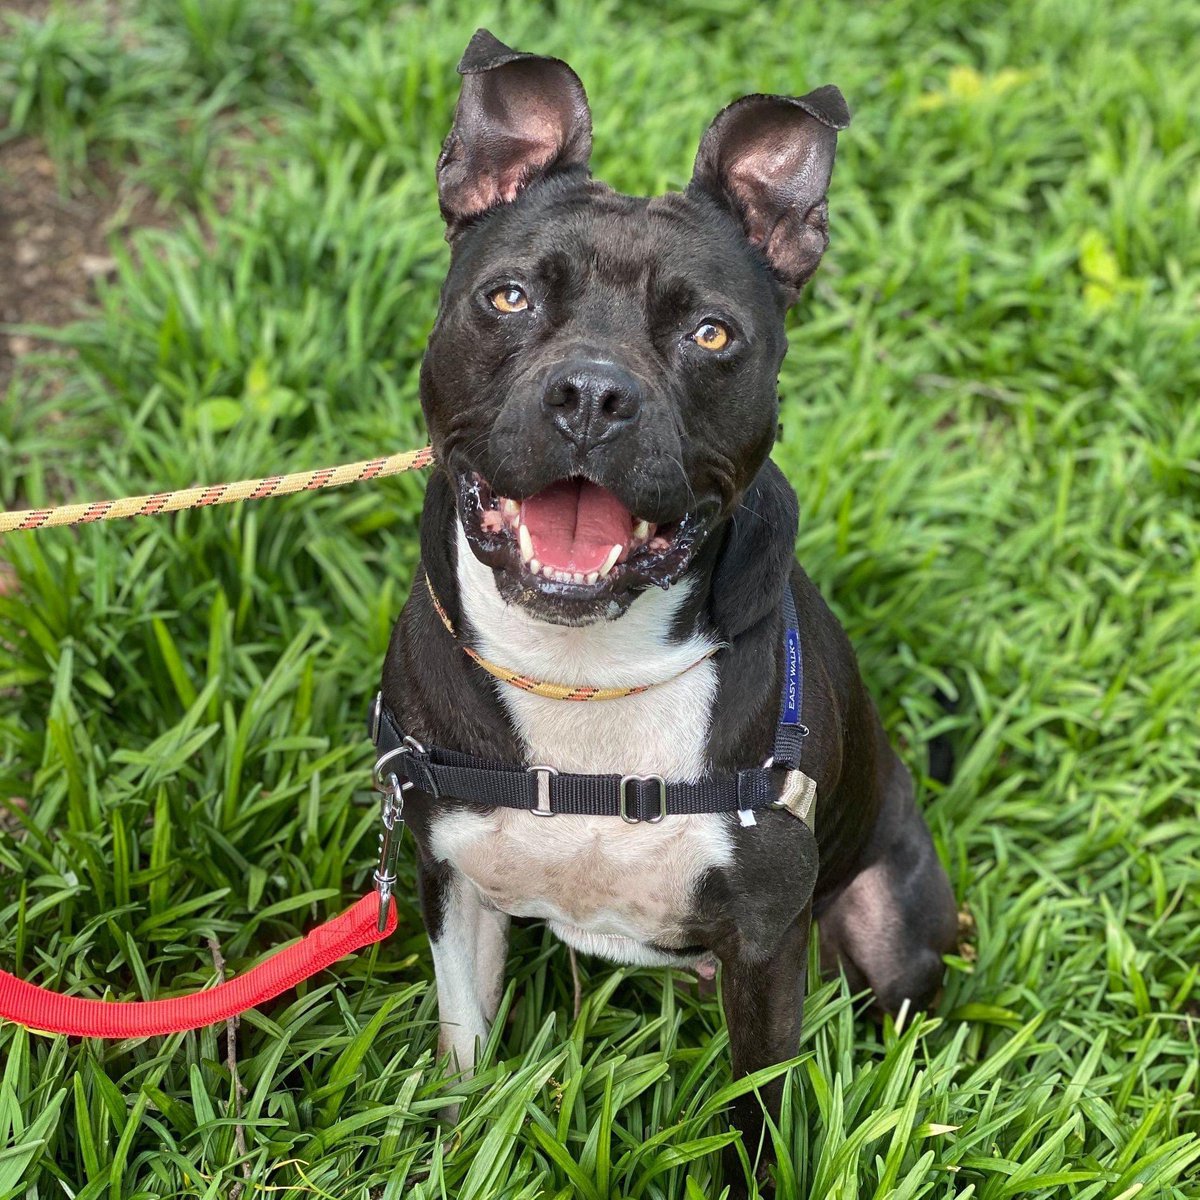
[710,460,800,639]
[690,87,850,301]
[437,29,592,236]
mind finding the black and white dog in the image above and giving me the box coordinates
[378,28,957,1189]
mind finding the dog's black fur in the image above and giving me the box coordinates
[381,29,958,1194]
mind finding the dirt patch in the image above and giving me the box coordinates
[0,0,165,392]
[0,137,167,394]
[2,0,52,20]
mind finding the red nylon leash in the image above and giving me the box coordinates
[0,894,397,1038]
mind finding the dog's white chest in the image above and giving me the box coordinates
[429,532,733,963]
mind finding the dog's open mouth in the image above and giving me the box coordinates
[459,472,709,596]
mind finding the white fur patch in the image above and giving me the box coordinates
[430,527,733,963]
[430,875,500,1074]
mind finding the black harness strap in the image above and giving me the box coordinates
[370,582,813,826]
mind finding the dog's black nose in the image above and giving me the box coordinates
[542,359,642,450]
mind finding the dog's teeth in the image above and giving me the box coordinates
[585,571,598,584]
[633,519,650,540]
[502,498,520,519]
[599,544,622,577]
[518,523,534,563]
[572,572,585,584]
[542,564,555,579]
[529,557,541,573]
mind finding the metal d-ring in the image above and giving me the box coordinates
[372,747,410,791]
[372,735,426,792]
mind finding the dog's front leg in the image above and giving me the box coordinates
[418,860,510,1079]
[719,906,812,1197]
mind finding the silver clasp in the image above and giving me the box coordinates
[372,760,412,932]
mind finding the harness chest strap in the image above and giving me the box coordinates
[371,582,817,827]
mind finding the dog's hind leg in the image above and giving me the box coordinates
[817,748,957,1016]
[419,861,510,1078]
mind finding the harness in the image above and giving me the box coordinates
[367,582,818,923]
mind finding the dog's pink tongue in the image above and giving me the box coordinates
[522,479,632,573]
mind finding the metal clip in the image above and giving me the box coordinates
[373,770,409,931]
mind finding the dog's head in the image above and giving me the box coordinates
[421,29,848,624]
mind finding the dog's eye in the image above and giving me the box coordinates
[489,284,529,313]
[691,320,730,352]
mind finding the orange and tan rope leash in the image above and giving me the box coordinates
[424,574,720,701]
[0,445,712,701]
[0,446,436,534]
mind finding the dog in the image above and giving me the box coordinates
[377,28,958,1192]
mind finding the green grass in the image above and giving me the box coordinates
[2,0,1199,1196]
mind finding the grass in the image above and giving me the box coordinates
[1,0,1199,1195]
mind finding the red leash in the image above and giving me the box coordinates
[0,761,408,1038]
[0,893,397,1038]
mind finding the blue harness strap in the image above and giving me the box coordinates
[772,582,809,770]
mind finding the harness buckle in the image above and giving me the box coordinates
[526,765,559,816]
[772,768,818,830]
[620,774,667,824]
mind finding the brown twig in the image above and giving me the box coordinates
[208,937,250,1199]
[567,946,583,1022]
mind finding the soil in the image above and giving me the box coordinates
[0,1,165,394]
[0,138,169,393]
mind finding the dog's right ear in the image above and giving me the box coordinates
[436,29,592,237]
[690,86,850,301]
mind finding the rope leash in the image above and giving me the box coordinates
[0,446,435,534]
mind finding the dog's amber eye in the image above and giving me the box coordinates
[489,284,529,313]
[691,320,730,352]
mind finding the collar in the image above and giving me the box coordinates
[424,574,721,702]
[368,581,817,828]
